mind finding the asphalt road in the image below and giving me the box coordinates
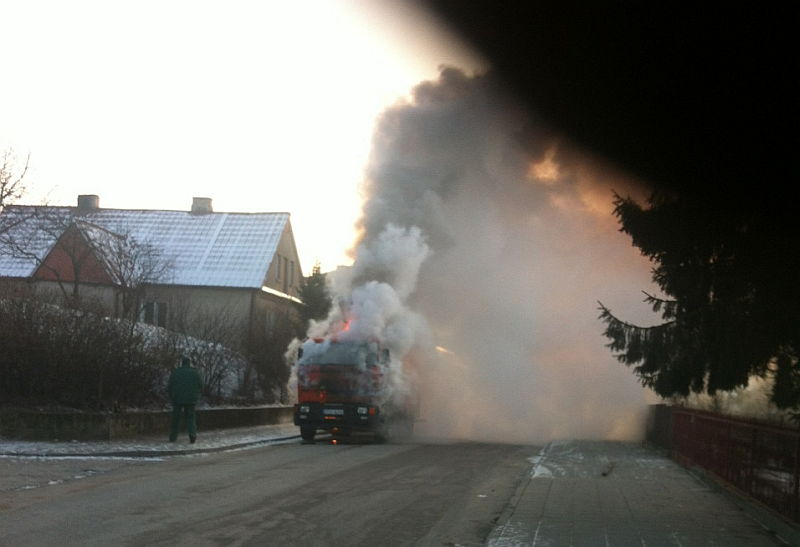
[0,439,534,546]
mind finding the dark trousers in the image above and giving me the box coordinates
[169,403,197,441]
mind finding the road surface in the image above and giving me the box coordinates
[0,439,533,546]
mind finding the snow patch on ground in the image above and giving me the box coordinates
[0,423,299,457]
[0,454,166,462]
[487,520,536,547]
[528,443,555,478]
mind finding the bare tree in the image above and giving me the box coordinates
[0,209,86,305]
[3,215,102,308]
[0,149,29,212]
[166,293,249,400]
[1,201,174,313]
[169,292,246,350]
[0,150,33,247]
[84,226,174,320]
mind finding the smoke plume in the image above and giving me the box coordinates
[307,67,662,443]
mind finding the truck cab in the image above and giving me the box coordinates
[293,338,404,442]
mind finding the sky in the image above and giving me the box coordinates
[0,0,486,275]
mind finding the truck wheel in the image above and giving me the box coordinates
[300,426,316,442]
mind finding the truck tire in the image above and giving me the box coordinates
[300,426,316,442]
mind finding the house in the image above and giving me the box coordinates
[0,195,304,346]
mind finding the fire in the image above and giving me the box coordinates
[328,318,352,342]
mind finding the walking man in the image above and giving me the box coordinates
[168,355,203,443]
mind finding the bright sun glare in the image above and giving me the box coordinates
[0,0,486,274]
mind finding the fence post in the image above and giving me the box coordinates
[725,421,732,482]
[794,436,800,522]
[747,426,757,493]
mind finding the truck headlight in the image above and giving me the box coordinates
[299,405,310,413]
[357,406,368,415]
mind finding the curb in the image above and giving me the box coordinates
[485,442,551,546]
[0,434,301,459]
[484,465,534,545]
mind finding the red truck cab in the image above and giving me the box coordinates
[293,338,412,442]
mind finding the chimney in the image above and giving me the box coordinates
[191,197,213,214]
[77,194,99,211]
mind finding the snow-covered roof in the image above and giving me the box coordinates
[0,206,290,289]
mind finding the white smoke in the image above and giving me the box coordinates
[310,224,430,351]
[340,224,430,300]
[293,223,431,404]
[294,67,662,443]
[676,377,792,425]
[345,67,661,444]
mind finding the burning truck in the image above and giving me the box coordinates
[292,333,418,443]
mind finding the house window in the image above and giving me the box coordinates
[142,301,168,328]
[275,256,281,281]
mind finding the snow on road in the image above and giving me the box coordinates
[0,423,299,457]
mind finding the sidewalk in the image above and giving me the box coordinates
[0,422,300,458]
[487,440,795,547]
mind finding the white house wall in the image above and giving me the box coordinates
[264,221,303,298]
[142,285,252,339]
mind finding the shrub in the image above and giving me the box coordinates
[0,297,248,410]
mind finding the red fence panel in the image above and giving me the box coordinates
[671,407,800,523]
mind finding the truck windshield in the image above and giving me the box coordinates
[299,340,379,367]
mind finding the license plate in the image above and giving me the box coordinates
[323,408,344,416]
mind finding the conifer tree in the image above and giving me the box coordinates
[298,262,331,326]
[599,190,800,408]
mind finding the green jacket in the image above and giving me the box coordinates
[168,363,203,405]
